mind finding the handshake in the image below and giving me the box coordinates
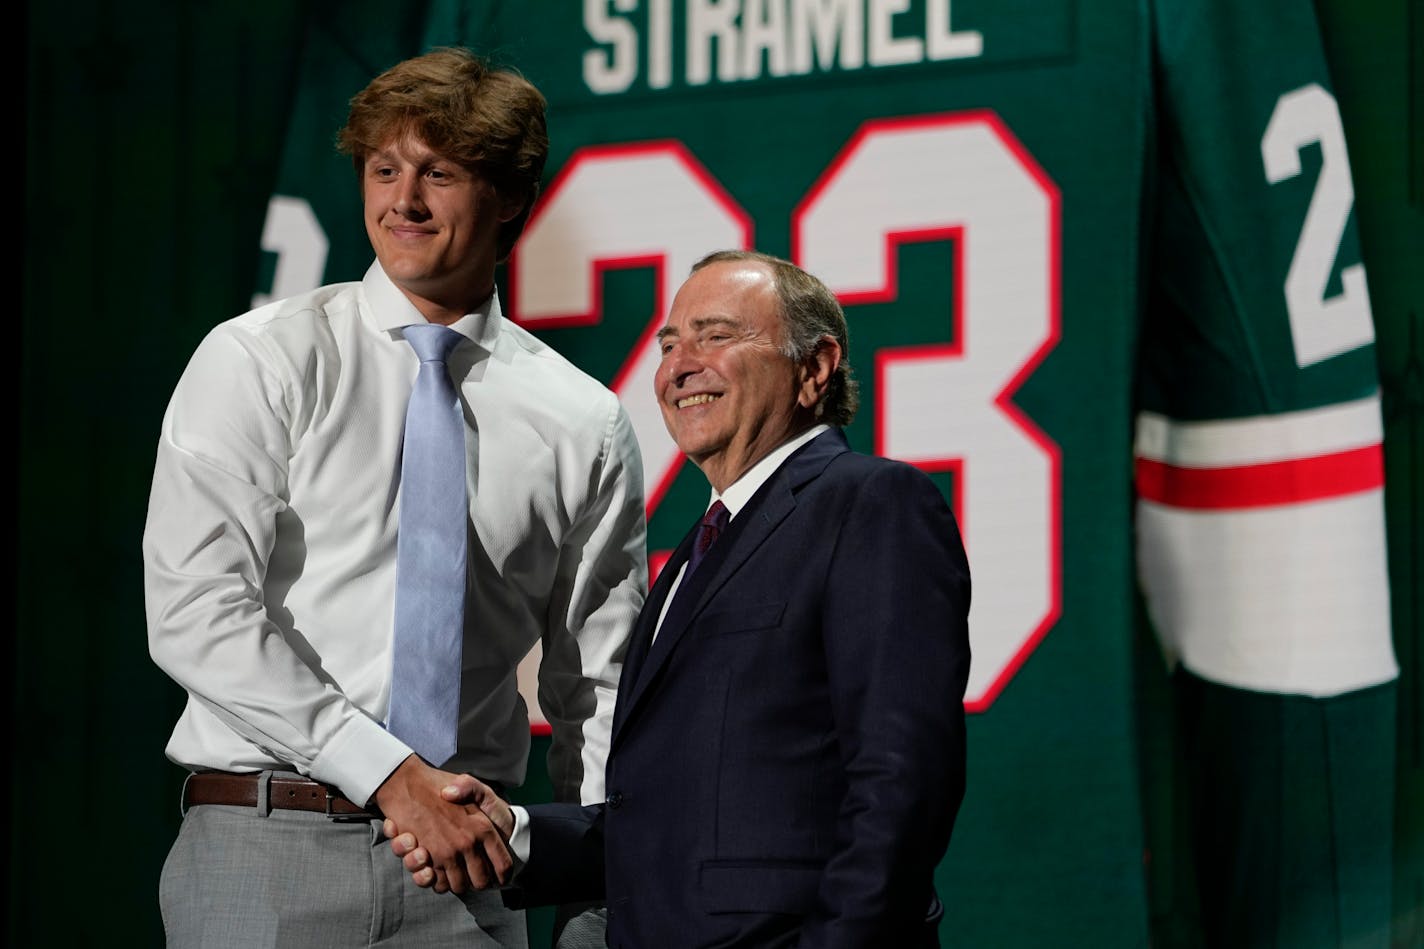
[374,756,516,895]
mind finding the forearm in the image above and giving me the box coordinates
[502,802,607,907]
[540,402,647,803]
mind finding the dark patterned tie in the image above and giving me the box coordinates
[686,500,730,578]
[646,501,732,653]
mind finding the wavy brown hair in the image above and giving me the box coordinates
[338,47,548,262]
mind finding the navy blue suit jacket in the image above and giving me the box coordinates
[509,429,971,948]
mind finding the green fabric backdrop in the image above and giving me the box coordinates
[15,2,1418,946]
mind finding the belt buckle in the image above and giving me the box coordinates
[324,786,370,822]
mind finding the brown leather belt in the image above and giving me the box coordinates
[184,771,376,819]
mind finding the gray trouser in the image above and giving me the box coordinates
[553,903,609,949]
[160,801,528,948]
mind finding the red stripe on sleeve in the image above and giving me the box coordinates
[1135,444,1384,510]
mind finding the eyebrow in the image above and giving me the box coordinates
[364,147,452,168]
[656,316,741,342]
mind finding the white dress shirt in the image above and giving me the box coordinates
[144,263,647,808]
[650,424,831,641]
[508,423,828,860]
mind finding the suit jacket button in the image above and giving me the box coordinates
[606,791,624,809]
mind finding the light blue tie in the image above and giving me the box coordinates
[388,324,467,765]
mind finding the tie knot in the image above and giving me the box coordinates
[403,324,463,364]
[691,500,730,566]
[702,500,730,532]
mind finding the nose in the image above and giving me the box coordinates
[660,341,703,390]
[393,175,428,217]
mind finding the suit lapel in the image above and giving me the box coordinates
[611,528,694,739]
[611,429,850,746]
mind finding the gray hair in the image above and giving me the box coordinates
[691,249,859,426]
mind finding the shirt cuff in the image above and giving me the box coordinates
[509,804,531,867]
[308,714,413,807]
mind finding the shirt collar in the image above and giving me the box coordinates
[712,424,830,519]
[360,261,503,351]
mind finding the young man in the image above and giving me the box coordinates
[392,251,972,948]
[144,48,646,948]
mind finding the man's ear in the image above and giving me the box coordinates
[797,336,841,411]
[497,186,533,224]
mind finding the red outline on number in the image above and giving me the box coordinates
[845,225,967,313]
[795,110,1063,714]
[648,549,673,585]
[506,140,753,515]
[509,254,662,332]
[905,458,965,529]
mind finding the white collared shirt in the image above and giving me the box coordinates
[144,262,647,807]
[651,424,831,640]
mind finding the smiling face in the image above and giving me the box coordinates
[656,260,838,492]
[362,134,522,324]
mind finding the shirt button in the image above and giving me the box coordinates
[606,791,624,809]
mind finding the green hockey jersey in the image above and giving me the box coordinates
[254,1,1398,944]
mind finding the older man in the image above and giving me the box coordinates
[393,249,970,947]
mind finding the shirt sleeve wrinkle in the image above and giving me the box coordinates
[538,394,647,803]
[145,315,376,789]
[170,326,295,497]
